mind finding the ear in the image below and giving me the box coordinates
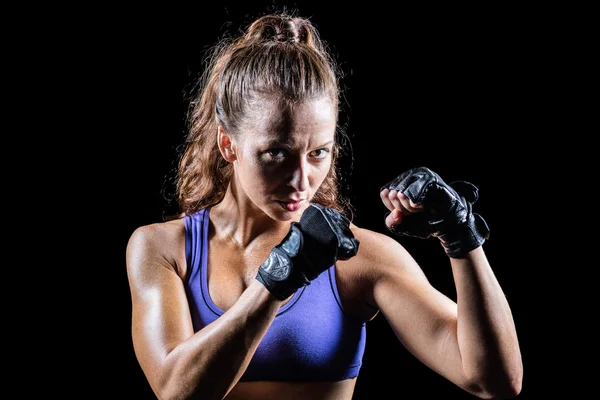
[217,126,237,162]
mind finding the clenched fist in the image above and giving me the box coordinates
[380,167,490,258]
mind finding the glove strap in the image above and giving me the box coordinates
[255,223,310,300]
[438,212,490,258]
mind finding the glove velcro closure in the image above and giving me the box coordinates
[438,212,490,258]
[256,223,312,300]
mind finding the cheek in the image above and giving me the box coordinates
[243,157,332,190]
[258,164,286,187]
[245,161,282,190]
[313,161,332,184]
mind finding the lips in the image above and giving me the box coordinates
[277,198,306,212]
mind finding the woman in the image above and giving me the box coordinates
[126,11,523,400]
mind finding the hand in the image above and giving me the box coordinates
[380,166,490,258]
[256,204,359,300]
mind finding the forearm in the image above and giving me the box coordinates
[450,246,523,395]
[160,280,282,400]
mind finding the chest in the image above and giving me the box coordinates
[204,238,376,321]
[199,268,368,382]
[206,240,274,311]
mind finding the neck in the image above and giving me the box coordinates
[211,184,291,248]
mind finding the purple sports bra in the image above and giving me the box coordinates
[184,208,367,382]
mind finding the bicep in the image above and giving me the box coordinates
[365,231,468,385]
[373,260,458,360]
[126,226,194,378]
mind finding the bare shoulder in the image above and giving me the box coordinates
[127,219,186,252]
[126,218,187,283]
[333,223,430,319]
[348,223,427,280]
[349,224,406,259]
[340,223,430,296]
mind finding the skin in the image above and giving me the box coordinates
[126,97,523,400]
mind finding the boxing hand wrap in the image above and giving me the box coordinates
[381,167,490,258]
[256,204,359,300]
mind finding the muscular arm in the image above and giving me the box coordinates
[449,247,522,397]
[356,228,522,399]
[126,224,282,400]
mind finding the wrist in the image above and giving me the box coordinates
[438,213,490,259]
[256,224,309,300]
[249,279,288,303]
[256,248,307,300]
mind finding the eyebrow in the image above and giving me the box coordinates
[318,141,335,148]
[261,140,334,149]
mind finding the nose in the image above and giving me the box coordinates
[287,156,309,192]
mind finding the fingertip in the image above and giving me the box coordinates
[386,209,402,228]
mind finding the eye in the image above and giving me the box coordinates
[310,148,330,159]
[265,148,287,160]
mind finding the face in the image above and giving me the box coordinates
[223,97,336,220]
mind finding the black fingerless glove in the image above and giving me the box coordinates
[381,167,490,259]
[256,204,360,300]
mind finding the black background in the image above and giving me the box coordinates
[62,1,547,398]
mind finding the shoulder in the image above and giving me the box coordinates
[350,224,401,253]
[348,223,418,273]
[332,222,428,319]
[341,222,430,295]
[127,219,186,254]
[126,218,187,281]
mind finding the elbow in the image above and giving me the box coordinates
[152,371,196,400]
[506,371,523,398]
[153,380,206,400]
[464,350,524,399]
[484,379,522,400]
[152,377,181,400]
[154,385,202,400]
[154,372,227,400]
[503,371,523,399]
[469,368,523,399]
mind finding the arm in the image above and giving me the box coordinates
[450,247,523,397]
[126,223,282,400]
[372,167,523,398]
[366,235,522,399]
